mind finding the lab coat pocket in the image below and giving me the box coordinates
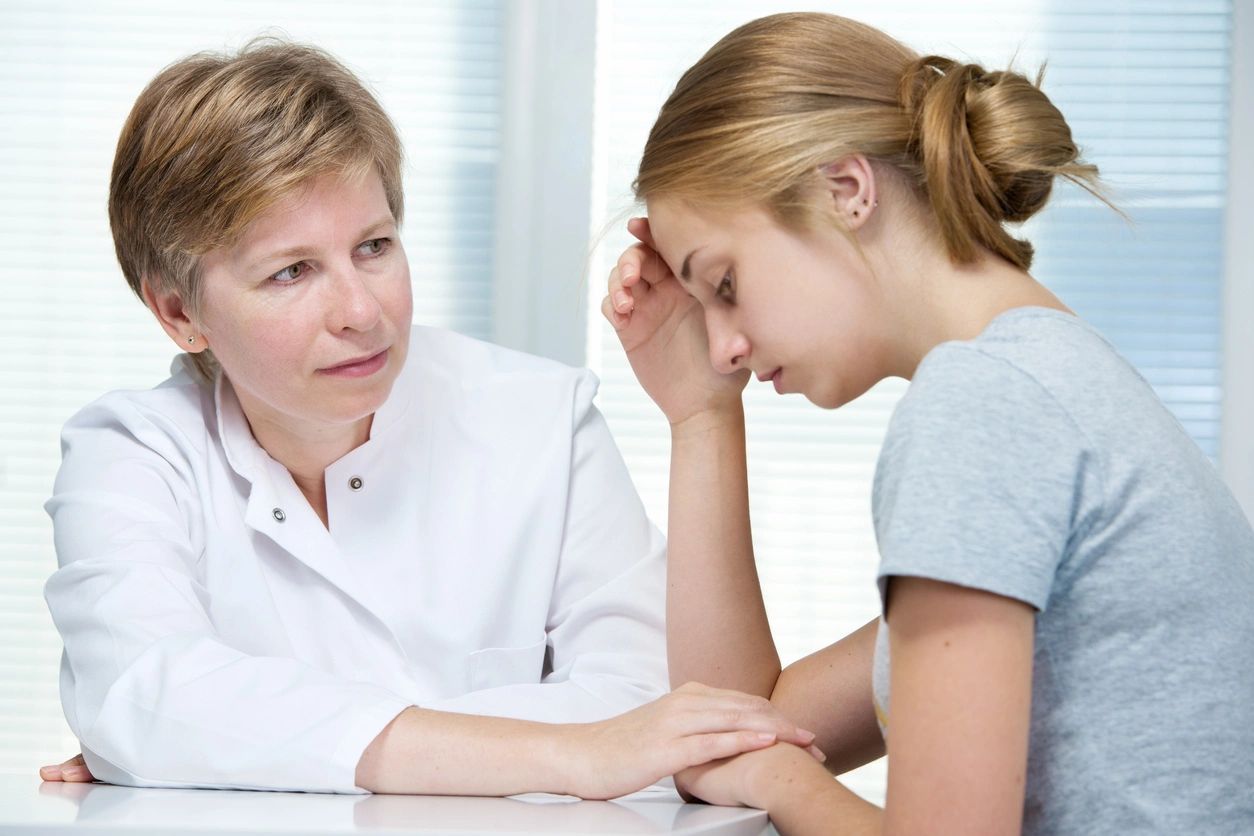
[466,637,548,692]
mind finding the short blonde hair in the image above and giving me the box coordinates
[635,13,1102,270]
[109,38,404,379]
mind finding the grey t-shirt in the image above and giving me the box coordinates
[870,307,1254,835]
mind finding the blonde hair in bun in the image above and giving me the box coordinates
[635,12,1107,270]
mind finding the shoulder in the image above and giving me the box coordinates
[890,337,1084,453]
[58,355,214,475]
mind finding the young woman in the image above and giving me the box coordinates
[604,12,1254,834]
[37,39,819,796]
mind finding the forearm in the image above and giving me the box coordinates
[747,745,881,836]
[774,619,885,774]
[667,405,780,695]
[355,707,576,795]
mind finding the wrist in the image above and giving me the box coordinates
[741,744,831,812]
[669,402,745,442]
[548,722,595,796]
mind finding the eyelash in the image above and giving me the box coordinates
[716,271,735,301]
[268,237,393,284]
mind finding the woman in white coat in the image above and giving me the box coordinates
[38,40,818,797]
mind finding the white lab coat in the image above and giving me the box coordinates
[44,325,667,794]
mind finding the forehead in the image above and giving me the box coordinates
[247,170,387,236]
[646,199,781,271]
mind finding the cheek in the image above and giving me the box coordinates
[201,295,319,382]
[386,262,414,323]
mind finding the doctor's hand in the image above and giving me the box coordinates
[39,753,94,783]
[602,218,749,428]
[561,682,824,800]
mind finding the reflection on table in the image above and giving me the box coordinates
[0,776,773,835]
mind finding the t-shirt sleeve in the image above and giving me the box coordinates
[872,344,1097,613]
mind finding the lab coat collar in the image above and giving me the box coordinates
[196,353,414,643]
[207,352,415,486]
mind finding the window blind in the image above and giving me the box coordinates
[586,0,1233,804]
[0,0,504,774]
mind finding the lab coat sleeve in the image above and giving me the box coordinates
[424,370,669,722]
[43,400,413,793]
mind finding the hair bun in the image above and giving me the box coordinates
[899,55,1099,268]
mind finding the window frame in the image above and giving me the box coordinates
[1221,0,1254,519]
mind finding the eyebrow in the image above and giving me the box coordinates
[246,217,396,271]
[679,247,704,281]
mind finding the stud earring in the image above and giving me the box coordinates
[187,335,196,345]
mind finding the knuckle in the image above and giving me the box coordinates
[751,695,774,714]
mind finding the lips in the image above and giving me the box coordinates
[316,348,390,380]
[322,349,387,372]
[753,367,784,394]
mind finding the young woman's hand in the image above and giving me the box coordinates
[39,753,93,783]
[602,218,749,427]
[675,742,830,810]
[562,682,824,800]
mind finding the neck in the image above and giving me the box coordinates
[868,230,1070,380]
[231,383,374,526]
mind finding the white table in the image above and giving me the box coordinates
[0,777,775,835]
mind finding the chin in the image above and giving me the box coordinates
[322,382,394,425]
[804,388,842,410]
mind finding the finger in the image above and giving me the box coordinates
[65,754,86,767]
[61,764,91,782]
[672,731,776,772]
[618,242,671,290]
[806,744,827,763]
[39,765,63,781]
[669,703,816,746]
[627,216,657,250]
[606,265,635,314]
[601,295,629,332]
[686,690,818,746]
[616,243,654,290]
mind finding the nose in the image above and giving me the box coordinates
[326,261,383,333]
[705,308,750,375]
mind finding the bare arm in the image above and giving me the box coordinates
[607,223,881,771]
[881,578,1033,835]
[668,413,883,767]
[355,683,820,799]
[677,579,1035,836]
[667,407,780,695]
[355,708,571,796]
[773,619,884,775]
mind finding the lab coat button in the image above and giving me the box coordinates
[272,507,286,523]
[349,476,364,491]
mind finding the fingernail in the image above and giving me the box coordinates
[40,766,60,779]
[798,728,817,743]
[755,732,776,743]
[615,292,631,310]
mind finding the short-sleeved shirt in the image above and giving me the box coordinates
[870,307,1254,834]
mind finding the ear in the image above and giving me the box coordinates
[141,276,208,353]
[819,154,877,231]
